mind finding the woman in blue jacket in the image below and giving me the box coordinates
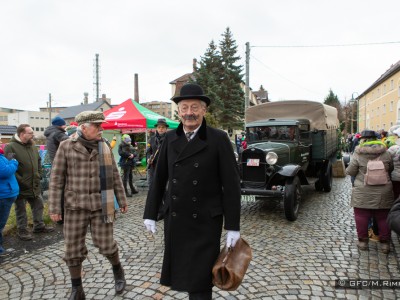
[0,141,19,255]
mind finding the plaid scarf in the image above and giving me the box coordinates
[98,140,115,223]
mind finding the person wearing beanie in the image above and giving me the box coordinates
[66,124,78,138]
[44,116,68,163]
[118,134,139,197]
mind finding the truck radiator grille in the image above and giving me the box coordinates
[241,149,267,183]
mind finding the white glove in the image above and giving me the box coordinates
[144,219,156,233]
[226,230,240,247]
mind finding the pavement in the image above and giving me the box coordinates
[1,177,400,299]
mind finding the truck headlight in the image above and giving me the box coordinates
[266,152,278,165]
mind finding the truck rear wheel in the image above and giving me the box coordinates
[284,176,301,221]
[321,162,332,192]
[315,180,323,191]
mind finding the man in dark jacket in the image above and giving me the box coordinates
[143,83,241,300]
[118,134,139,196]
[5,124,54,241]
[146,118,169,187]
[44,116,69,163]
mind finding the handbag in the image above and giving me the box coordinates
[212,237,252,291]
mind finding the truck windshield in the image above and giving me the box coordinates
[246,126,297,142]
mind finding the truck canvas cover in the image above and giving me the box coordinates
[246,100,339,130]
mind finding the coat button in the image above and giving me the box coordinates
[175,163,179,167]
[192,213,197,219]
[193,180,198,185]
[171,212,177,217]
[172,179,177,184]
[194,163,199,168]
[192,197,197,202]
[172,195,177,200]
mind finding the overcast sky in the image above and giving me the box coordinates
[1,0,399,111]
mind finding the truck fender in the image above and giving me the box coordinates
[277,164,302,177]
[277,164,308,185]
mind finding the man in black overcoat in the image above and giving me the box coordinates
[143,83,241,300]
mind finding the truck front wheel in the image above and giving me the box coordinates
[284,176,301,221]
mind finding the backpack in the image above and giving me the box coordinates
[364,155,388,186]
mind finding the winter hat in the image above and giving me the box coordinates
[122,134,131,142]
[52,116,66,126]
[66,125,78,136]
[360,130,377,139]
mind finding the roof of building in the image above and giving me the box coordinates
[57,101,112,119]
[359,60,400,98]
[0,125,17,135]
[253,85,269,103]
[169,73,195,84]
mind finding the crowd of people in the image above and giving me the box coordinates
[0,83,241,300]
[5,83,400,299]
[345,126,400,254]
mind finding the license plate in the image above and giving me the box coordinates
[246,158,260,166]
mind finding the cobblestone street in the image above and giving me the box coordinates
[1,177,400,299]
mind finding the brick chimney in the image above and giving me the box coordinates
[83,92,89,104]
[193,58,197,72]
[134,73,139,103]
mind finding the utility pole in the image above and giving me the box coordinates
[48,93,52,126]
[95,54,100,102]
[245,42,250,121]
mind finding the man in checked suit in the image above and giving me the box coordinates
[143,83,241,300]
[49,111,128,300]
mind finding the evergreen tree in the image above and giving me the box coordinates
[324,89,341,109]
[194,40,224,127]
[218,27,244,130]
[194,28,245,131]
[324,89,346,131]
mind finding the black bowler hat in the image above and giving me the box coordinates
[154,118,169,128]
[172,83,211,106]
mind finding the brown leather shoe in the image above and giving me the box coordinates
[357,238,369,251]
[380,241,390,254]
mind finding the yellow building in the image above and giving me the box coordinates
[358,60,400,132]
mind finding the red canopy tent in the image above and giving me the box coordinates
[102,98,179,132]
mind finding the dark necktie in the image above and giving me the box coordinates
[186,131,194,141]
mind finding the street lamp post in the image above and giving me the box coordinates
[351,92,359,133]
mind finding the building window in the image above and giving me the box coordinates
[384,84,386,94]
[391,122,393,127]
[391,80,394,90]
[391,101,394,112]
[41,127,44,131]
[383,104,386,114]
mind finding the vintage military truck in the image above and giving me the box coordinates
[240,100,339,221]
